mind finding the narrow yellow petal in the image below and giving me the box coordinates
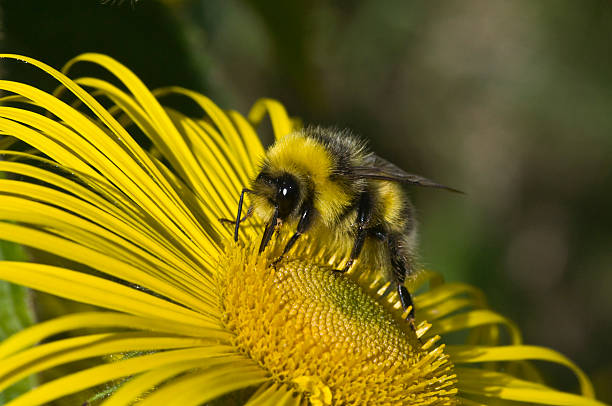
[0,112,97,177]
[226,109,266,171]
[428,309,522,345]
[416,282,487,309]
[244,383,278,406]
[194,116,250,191]
[165,109,245,216]
[0,106,207,266]
[153,86,255,182]
[447,345,594,397]
[420,297,475,321]
[456,367,606,406]
[245,383,300,406]
[0,222,215,314]
[69,77,237,230]
[62,53,188,158]
[247,98,293,140]
[3,347,237,406]
[0,262,213,327]
[0,312,229,360]
[135,364,268,406]
[151,155,233,246]
[0,178,218,280]
[0,75,216,264]
[0,155,218,278]
[0,333,211,392]
[100,358,245,406]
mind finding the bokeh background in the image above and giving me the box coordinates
[1,0,611,402]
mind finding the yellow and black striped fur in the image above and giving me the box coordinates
[231,126,459,323]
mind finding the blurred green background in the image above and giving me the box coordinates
[1,0,611,402]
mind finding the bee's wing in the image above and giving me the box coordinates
[353,154,464,193]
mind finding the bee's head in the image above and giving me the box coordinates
[252,171,301,220]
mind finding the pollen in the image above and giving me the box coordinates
[218,242,458,405]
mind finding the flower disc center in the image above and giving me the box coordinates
[218,242,457,405]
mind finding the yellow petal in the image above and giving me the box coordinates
[0,155,220,277]
[448,345,594,397]
[226,109,266,170]
[416,282,487,309]
[134,363,267,406]
[0,312,229,360]
[0,221,215,314]
[0,262,212,327]
[247,98,293,140]
[245,383,301,406]
[3,347,240,406]
[0,333,212,391]
[428,309,522,345]
[100,357,247,406]
[153,86,255,182]
[457,367,606,406]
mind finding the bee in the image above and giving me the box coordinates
[228,127,460,325]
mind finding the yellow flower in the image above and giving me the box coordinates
[0,53,605,406]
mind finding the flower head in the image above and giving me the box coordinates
[0,54,605,406]
[220,242,455,405]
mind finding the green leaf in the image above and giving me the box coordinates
[0,241,36,404]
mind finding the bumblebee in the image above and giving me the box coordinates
[229,127,460,324]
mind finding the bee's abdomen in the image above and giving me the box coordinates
[371,181,413,232]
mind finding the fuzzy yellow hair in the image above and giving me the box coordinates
[266,134,353,225]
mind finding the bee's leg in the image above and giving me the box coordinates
[388,235,418,332]
[259,207,279,253]
[341,229,367,272]
[397,283,422,342]
[234,188,253,242]
[219,206,253,225]
[341,193,373,273]
[397,284,416,323]
[273,200,314,265]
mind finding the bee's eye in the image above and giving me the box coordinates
[255,172,273,185]
[276,174,299,218]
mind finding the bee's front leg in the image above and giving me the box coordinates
[272,199,314,265]
[259,207,279,253]
[233,187,254,242]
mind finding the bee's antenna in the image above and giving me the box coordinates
[234,188,253,241]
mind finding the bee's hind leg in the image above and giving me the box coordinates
[397,284,416,324]
[396,279,420,339]
[388,234,419,334]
